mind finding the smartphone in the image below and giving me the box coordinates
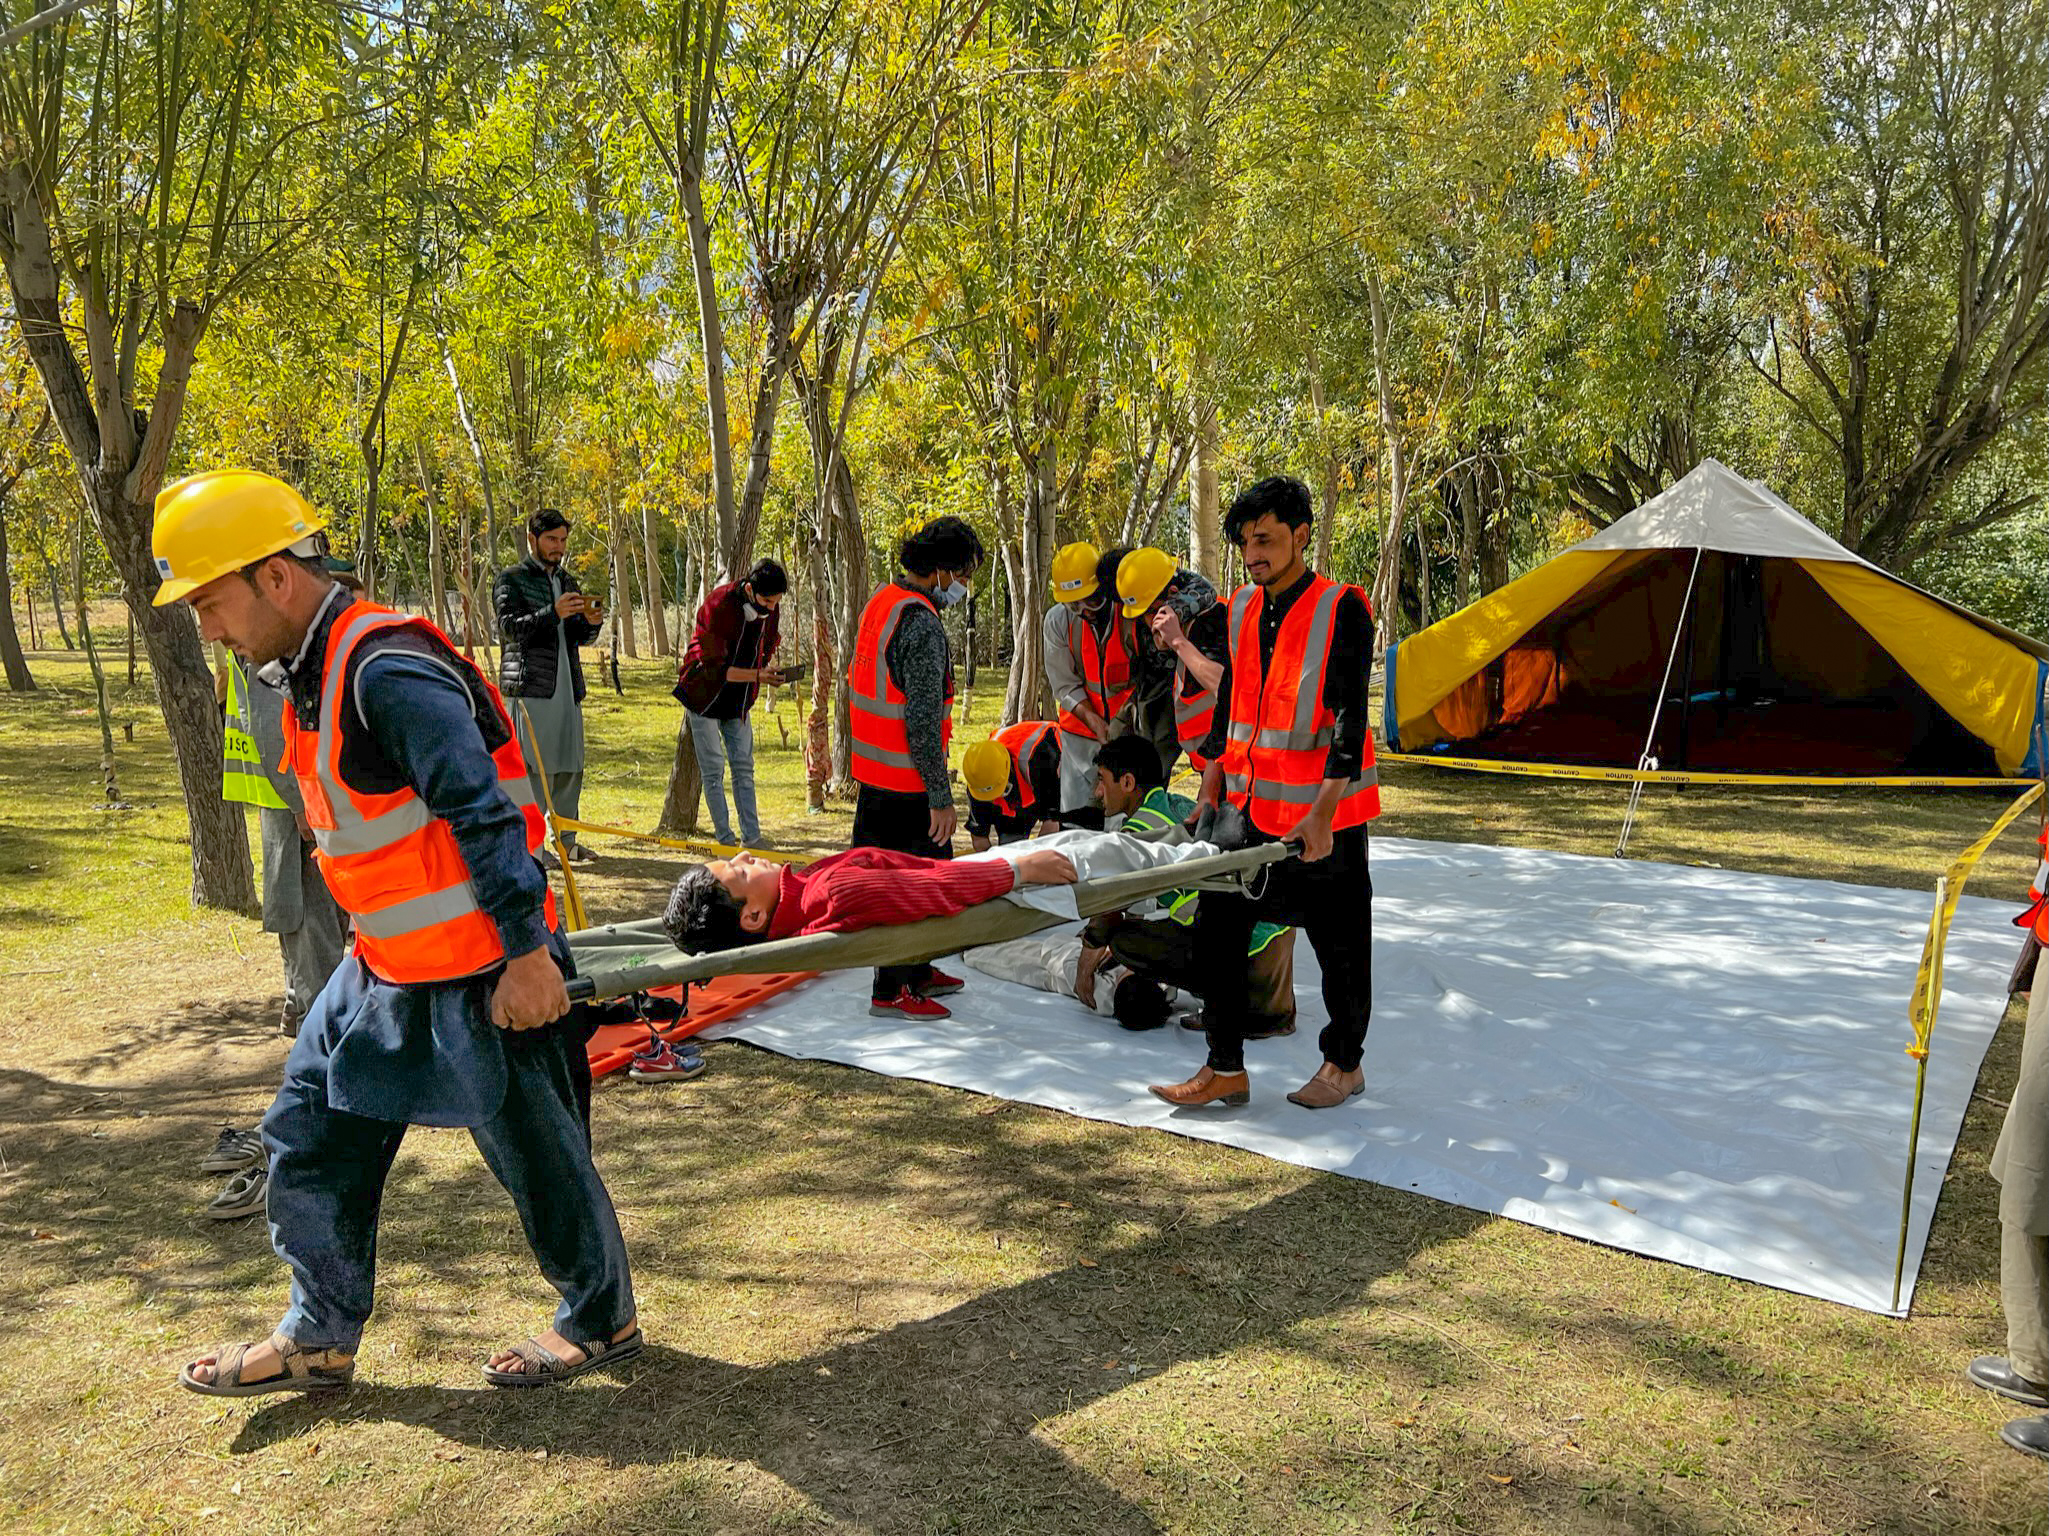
[776,662,808,684]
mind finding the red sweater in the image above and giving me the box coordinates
[765,849,1016,941]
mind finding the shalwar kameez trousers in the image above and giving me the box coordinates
[259,595,635,1371]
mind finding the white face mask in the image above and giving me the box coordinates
[743,601,763,620]
[932,576,971,609]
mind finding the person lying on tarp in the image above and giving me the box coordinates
[662,845,1081,965]
[965,737,1296,1037]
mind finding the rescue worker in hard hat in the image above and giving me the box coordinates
[1043,541,1137,812]
[962,721,1063,850]
[1117,546,1225,778]
[155,470,639,1398]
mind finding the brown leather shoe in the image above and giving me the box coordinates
[1148,1067,1251,1107]
[1287,1063,1365,1109]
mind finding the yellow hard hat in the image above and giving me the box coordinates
[1117,547,1177,618]
[1050,541,1100,603]
[962,739,1014,802]
[151,470,328,606]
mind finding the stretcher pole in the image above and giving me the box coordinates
[517,701,588,931]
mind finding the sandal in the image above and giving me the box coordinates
[179,1334,354,1397]
[482,1326,645,1388]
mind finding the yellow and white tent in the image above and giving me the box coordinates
[1383,459,2049,779]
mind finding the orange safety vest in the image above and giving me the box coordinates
[1175,656,1218,772]
[989,720,1055,821]
[848,584,954,794]
[1056,610,1136,742]
[1219,573,1381,837]
[2018,826,2049,941]
[280,599,555,986]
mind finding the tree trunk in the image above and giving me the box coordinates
[656,718,705,835]
[1306,350,1337,575]
[805,528,832,811]
[1366,270,1411,658]
[640,501,671,654]
[1189,400,1221,584]
[0,179,254,910]
[609,507,638,660]
[98,480,257,909]
[416,438,455,634]
[44,543,72,648]
[0,499,34,690]
[729,304,797,577]
[73,510,120,805]
[679,170,738,570]
[1007,448,1056,726]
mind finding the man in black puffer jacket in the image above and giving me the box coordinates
[495,508,603,863]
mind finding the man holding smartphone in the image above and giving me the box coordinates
[674,559,789,848]
[495,508,605,865]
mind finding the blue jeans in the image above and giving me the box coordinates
[261,959,636,1354]
[687,710,760,845]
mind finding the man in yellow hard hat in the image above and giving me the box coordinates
[153,469,640,1399]
[963,720,1063,850]
[1117,546,1226,777]
[1043,542,1136,812]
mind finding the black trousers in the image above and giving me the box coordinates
[1103,917,1297,1029]
[1194,827,1371,1073]
[852,783,947,1000]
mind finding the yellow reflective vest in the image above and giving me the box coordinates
[221,657,290,811]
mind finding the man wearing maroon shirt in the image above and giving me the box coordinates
[662,847,1079,967]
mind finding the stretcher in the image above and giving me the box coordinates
[564,841,1292,1006]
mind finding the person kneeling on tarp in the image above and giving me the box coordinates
[1089,735,1296,1035]
[963,737,1295,1034]
[662,846,1080,1019]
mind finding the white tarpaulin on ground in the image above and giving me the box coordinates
[700,837,2017,1314]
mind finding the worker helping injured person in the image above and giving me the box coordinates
[964,735,1297,1036]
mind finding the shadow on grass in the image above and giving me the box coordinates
[227,1176,1490,1534]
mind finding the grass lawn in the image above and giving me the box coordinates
[1,639,2045,1535]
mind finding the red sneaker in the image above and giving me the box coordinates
[869,988,952,1020]
[917,967,965,997]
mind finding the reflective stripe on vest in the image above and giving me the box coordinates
[848,586,954,794]
[989,720,1054,820]
[222,660,290,811]
[285,600,554,985]
[1174,661,1216,769]
[1219,574,1381,837]
[1056,612,1135,741]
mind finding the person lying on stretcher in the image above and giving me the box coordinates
[662,845,1082,954]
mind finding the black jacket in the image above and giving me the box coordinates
[494,555,600,701]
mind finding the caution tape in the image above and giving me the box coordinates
[1892,778,2043,1311]
[1380,751,2021,790]
[1906,780,2044,1054]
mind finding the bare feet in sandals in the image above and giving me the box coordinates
[485,1319,642,1386]
[180,1334,354,1396]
